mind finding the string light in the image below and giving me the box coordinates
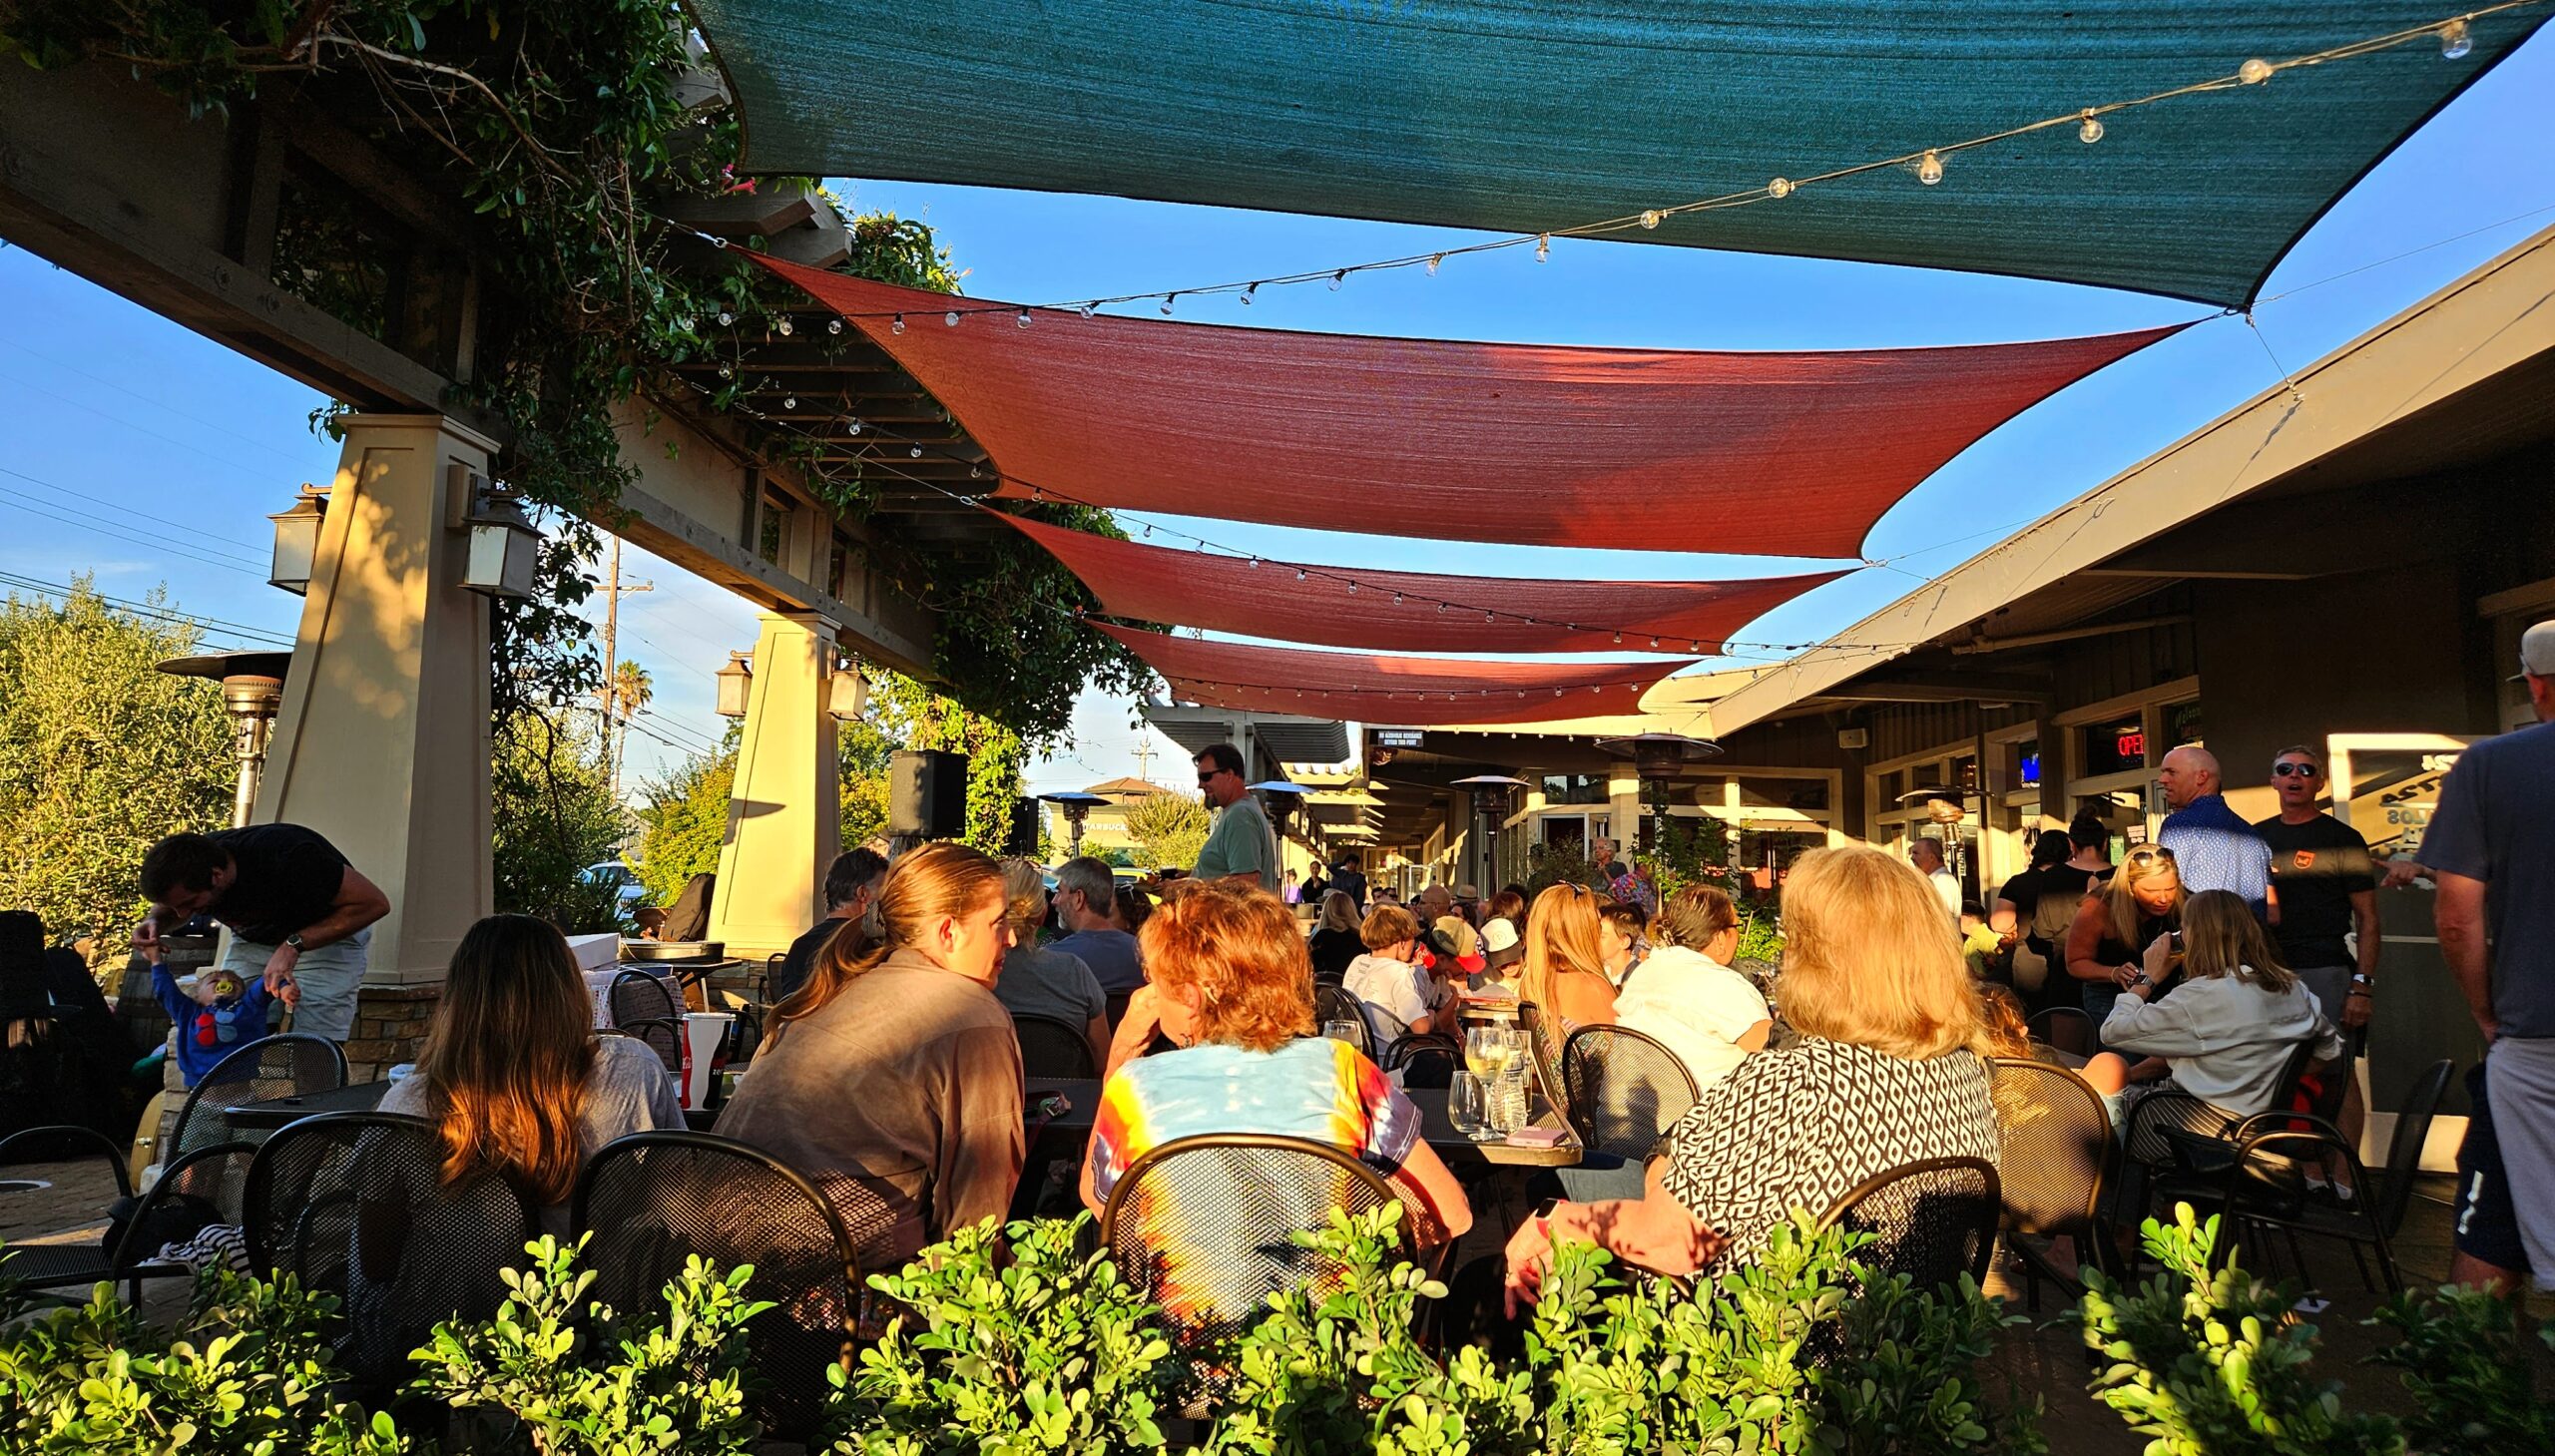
[781,395,797,409]
[1161,293,1177,316]
[776,317,793,336]
[717,310,735,326]
[908,445,924,457]
[1328,270,1346,290]
[1391,592,1403,605]
[1345,580,1358,594]
[846,417,862,434]
[1639,210,1662,230]
[1016,308,1034,329]
[1079,302,1096,318]
[2442,17,2474,55]
[2077,110,2105,144]
[717,363,733,379]
[1768,178,1793,199]
[2239,57,2274,84]
[1535,234,1550,262]
[828,318,844,334]
[1426,253,1443,275]
[943,310,960,326]
[1916,149,1945,186]
[891,314,906,334]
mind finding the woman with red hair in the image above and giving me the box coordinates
[1082,879,1470,1244]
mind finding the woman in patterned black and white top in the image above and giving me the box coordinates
[1504,846,2000,1309]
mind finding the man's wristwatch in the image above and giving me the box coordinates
[284,933,305,950]
[2348,972,2372,996]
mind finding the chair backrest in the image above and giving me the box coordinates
[1985,1058,2112,1235]
[243,1113,535,1392]
[1517,1002,1569,1119]
[1311,984,1372,1058]
[1104,988,1136,1031]
[171,1033,349,1158]
[663,872,716,941]
[2374,1059,2456,1235]
[1013,1013,1097,1080]
[1559,1025,1700,1163]
[572,1132,862,1441]
[1815,1156,2000,1289]
[2024,1007,2095,1060]
[1385,1032,1460,1090]
[613,1017,686,1077]
[1101,1134,1411,1357]
[610,969,681,1029]
[112,1139,258,1271]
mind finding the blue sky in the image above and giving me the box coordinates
[2,25,2550,796]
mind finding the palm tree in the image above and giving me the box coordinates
[608,660,652,798]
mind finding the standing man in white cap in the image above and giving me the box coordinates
[2419,620,2555,1297]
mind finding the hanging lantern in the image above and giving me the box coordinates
[715,651,754,719]
[455,468,541,599]
[826,660,869,721]
[266,483,328,596]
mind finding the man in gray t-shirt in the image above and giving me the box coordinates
[2422,619,2555,1294]
[1189,742,1279,892]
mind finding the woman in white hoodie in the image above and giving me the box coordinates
[1613,885,1772,1091]
[2101,889,2342,1123]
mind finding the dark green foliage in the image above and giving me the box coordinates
[2365,1280,2555,1454]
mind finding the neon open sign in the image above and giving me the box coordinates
[2115,730,2147,759]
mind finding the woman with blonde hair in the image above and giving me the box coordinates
[717,841,1024,1267]
[1306,888,1364,982]
[1503,846,1998,1309]
[378,914,683,1233]
[2065,843,2187,1033]
[1520,882,1617,1066]
[988,858,1109,1071]
[2101,889,2341,1122]
[1084,879,1470,1248]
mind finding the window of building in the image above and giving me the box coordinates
[2081,719,2146,776]
[1540,772,1607,805]
[758,491,792,566]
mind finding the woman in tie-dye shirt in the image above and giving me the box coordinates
[1081,879,1471,1245]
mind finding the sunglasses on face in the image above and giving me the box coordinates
[2272,761,2322,778]
[1196,770,1223,785]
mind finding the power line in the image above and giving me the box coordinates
[0,569,297,646]
[0,364,314,493]
[0,464,271,557]
[0,485,270,577]
[0,335,324,474]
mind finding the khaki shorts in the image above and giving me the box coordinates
[220,928,369,1042]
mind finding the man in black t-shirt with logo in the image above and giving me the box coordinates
[2254,744,2380,1033]
[135,826,391,1043]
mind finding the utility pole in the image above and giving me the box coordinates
[1131,739,1157,785]
[596,533,652,797]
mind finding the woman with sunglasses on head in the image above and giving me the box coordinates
[2066,843,2186,1036]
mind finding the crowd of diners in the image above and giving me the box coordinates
[207,728,2428,1341]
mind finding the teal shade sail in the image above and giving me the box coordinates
[692,1,2543,306]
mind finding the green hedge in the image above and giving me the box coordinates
[5,1205,2546,1454]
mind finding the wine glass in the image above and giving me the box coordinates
[1449,1071,1498,1141]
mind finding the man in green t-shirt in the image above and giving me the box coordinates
[1190,742,1279,892]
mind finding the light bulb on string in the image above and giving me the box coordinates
[2239,57,2273,84]
[1161,293,1177,316]
[1295,569,1307,581]
[1426,253,1443,275]
[1650,638,1660,649]
[781,396,796,410]
[1768,177,1793,199]
[776,317,793,336]
[1016,309,1033,329]
[1241,283,1259,306]
[891,314,906,334]
[1247,557,1260,569]
[1328,270,1346,291]
[2077,110,2105,144]
[2441,19,2472,58]
[1535,235,1550,262]
[717,363,733,379]
[943,310,960,327]
[1345,580,1357,594]
[1078,302,1096,319]
[908,445,923,458]
[846,417,862,434]
[1639,210,1662,230]
[717,310,735,326]
[1916,150,1945,186]
[827,318,843,335]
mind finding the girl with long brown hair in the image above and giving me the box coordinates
[714,841,1025,1267]
[2101,889,2341,1120]
[377,914,682,1230]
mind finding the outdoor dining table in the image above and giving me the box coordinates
[223,1080,726,1134]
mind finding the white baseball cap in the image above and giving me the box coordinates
[2516,620,2555,682]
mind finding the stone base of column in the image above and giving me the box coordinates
[341,984,441,1083]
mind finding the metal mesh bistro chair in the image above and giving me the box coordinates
[2183,1058,2454,1295]
[1559,1025,1700,1164]
[1102,1134,1413,1407]
[1312,984,1373,1059]
[244,1113,536,1393]
[1985,1058,2117,1308]
[613,1016,686,1078]
[573,1132,864,1442]
[2024,1007,2096,1061]
[610,968,681,1030]
[1815,1156,2001,1290]
[1384,1031,1461,1089]
[0,1129,254,1303]
[167,1032,348,1160]
[1013,1013,1099,1080]
[1517,1002,1570,1123]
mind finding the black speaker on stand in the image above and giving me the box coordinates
[888,749,969,840]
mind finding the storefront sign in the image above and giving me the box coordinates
[2327,733,2477,859]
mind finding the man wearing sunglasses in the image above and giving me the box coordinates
[2255,747,2379,1034]
[1188,742,1280,892]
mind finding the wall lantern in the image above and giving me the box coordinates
[455,467,542,599]
[827,658,869,722]
[715,651,754,719]
[266,483,328,596]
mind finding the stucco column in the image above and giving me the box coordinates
[710,611,841,958]
[256,413,497,986]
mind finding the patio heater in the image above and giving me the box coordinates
[1249,779,1309,847]
[156,651,294,827]
[1038,790,1112,858]
[1896,785,1973,887]
[1597,733,1723,857]
[1449,773,1526,896]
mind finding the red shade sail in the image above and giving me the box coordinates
[1004,514,1841,654]
[752,252,2183,558]
[1097,623,1691,728]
